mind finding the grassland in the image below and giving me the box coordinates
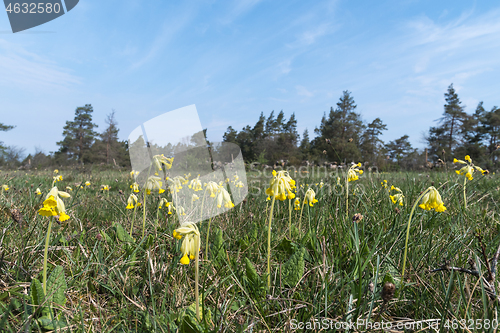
[1,165,500,332]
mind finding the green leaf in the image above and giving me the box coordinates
[213,229,225,263]
[142,234,155,250]
[282,247,306,287]
[114,223,134,243]
[100,230,113,243]
[278,238,299,255]
[244,258,266,298]
[29,278,44,307]
[46,266,67,307]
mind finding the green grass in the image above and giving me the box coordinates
[1,166,500,332]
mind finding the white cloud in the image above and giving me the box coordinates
[296,85,313,97]
[287,23,334,48]
[218,0,263,25]
[0,39,81,91]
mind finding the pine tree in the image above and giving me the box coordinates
[0,122,14,152]
[426,84,468,160]
[360,117,387,164]
[312,91,364,163]
[57,104,98,164]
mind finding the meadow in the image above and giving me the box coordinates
[1,160,500,332]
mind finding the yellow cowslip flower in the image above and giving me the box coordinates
[2,184,9,191]
[205,181,219,198]
[294,198,301,210]
[319,182,324,188]
[192,194,199,202]
[38,186,71,221]
[265,170,296,201]
[389,185,404,206]
[454,155,487,180]
[53,175,63,182]
[188,176,203,191]
[152,154,174,175]
[216,187,234,208]
[347,163,363,182]
[233,175,239,182]
[130,170,140,178]
[126,194,140,209]
[158,198,169,209]
[381,180,388,188]
[66,186,72,191]
[418,186,446,212]
[304,188,319,207]
[177,206,186,215]
[173,222,200,265]
[35,188,42,195]
[168,176,185,193]
[235,181,245,188]
[101,185,110,192]
[130,182,140,193]
[336,177,342,187]
[85,181,91,186]
[54,169,59,174]
[145,176,165,195]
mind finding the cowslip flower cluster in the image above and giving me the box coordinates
[304,188,319,207]
[173,222,200,265]
[188,176,202,191]
[389,185,404,206]
[130,182,140,193]
[205,181,219,197]
[145,176,165,195]
[294,198,301,210]
[2,184,9,191]
[347,163,363,182]
[453,155,486,180]
[381,179,388,188]
[266,170,296,201]
[35,188,42,195]
[168,176,185,193]
[126,194,140,209]
[216,187,234,208]
[38,187,71,221]
[101,185,110,192]
[153,154,174,175]
[418,186,446,212]
[53,175,63,182]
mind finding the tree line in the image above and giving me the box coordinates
[222,84,499,170]
[1,84,499,170]
[0,104,130,169]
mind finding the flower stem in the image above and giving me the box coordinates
[130,205,137,237]
[463,176,467,209]
[205,216,212,259]
[267,196,276,289]
[401,188,430,286]
[42,217,53,295]
[142,189,147,239]
[195,243,200,321]
[346,177,349,221]
[288,199,292,239]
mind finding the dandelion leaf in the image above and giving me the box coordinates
[282,247,306,287]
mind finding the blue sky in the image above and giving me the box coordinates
[1,0,500,156]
